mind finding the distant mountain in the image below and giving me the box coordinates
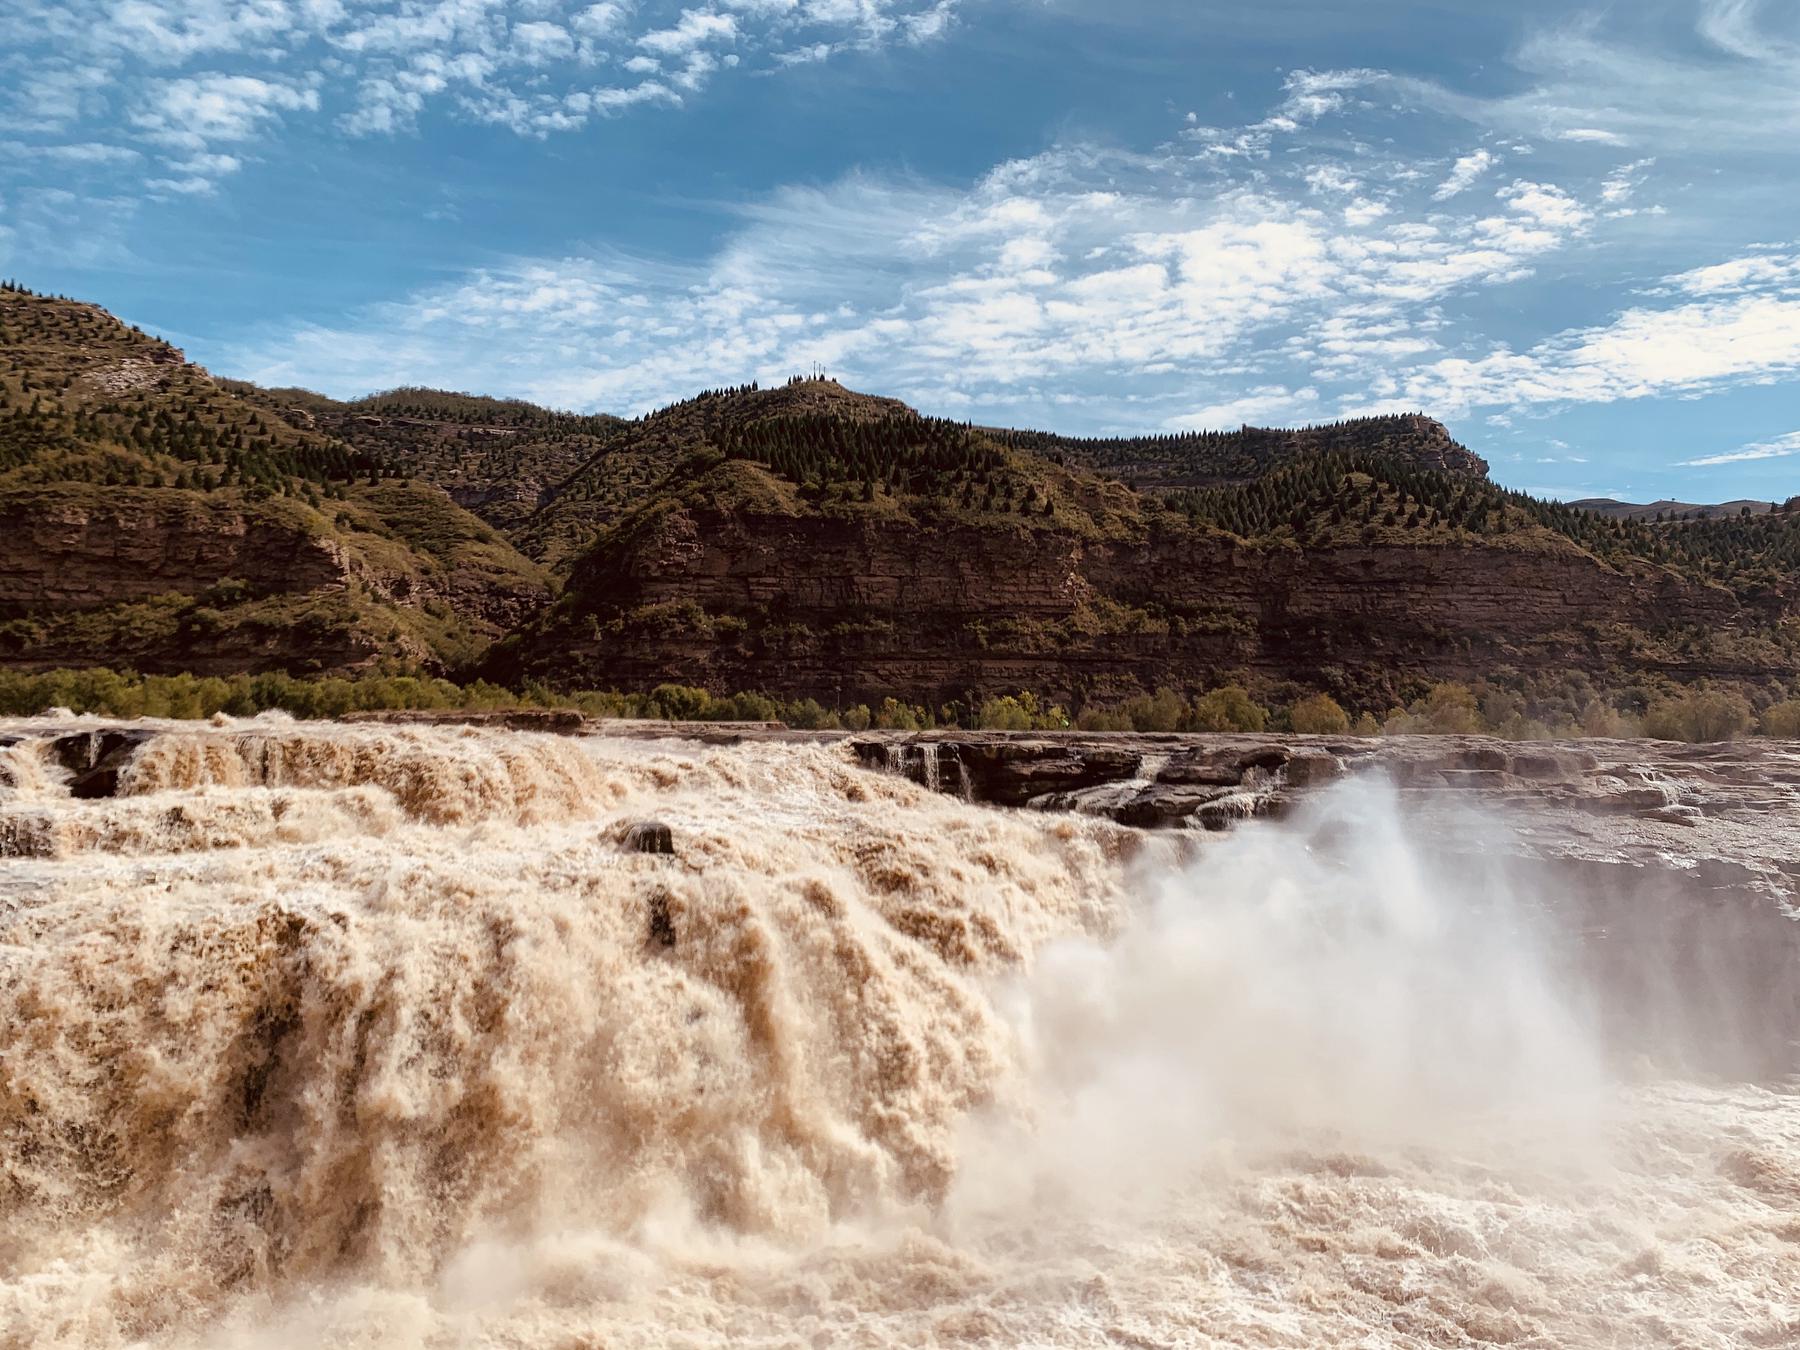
[6,282,1800,707]
[226,380,632,567]
[1568,497,1781,522]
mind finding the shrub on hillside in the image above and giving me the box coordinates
[973,690,1066,730]
[1189,685,1269,732]
[1579,698,1642,739]
[874,697,930,731]
[1289,692,1350,734]
[1760,699,1800,738]
[1643,688,1754,742]
[648,683,712,720]
[1116,687,1186,733]
[1383,682,1484,735]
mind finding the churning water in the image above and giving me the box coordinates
[1,716,1796,1348]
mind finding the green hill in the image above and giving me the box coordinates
[0,283,550,675]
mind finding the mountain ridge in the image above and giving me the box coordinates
[4,282,1799,710]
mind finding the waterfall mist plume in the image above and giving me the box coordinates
[953,777,1609,1221]
[1,717,1796,1348]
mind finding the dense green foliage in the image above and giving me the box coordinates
[347,387,621,435]
[8,667,1794,743]
[0,289,391,497]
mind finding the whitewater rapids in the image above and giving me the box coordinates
[1,715,1797,1348]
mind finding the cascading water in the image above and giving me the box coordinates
[919,741,941,794]
[2,715,1796,1349]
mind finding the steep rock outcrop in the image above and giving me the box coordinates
[506,499,1750,706]
[0,487,348,617]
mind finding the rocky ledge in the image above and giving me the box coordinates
[851,731,1800,908]
[852,731,1800,1074]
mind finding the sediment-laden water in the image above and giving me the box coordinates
[2,715,1796,1348]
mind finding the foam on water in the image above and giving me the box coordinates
[0,717,1795,1348]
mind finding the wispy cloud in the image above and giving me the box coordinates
[1385,259,1800,417]
[1399,0,1800,151]
[1682,431,1800,467]
[221,82,1672,430]
[1431,148,1495,200]
[0,0,965,174]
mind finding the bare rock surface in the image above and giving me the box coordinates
[88,709,1800,915]
[850,731,1800,908]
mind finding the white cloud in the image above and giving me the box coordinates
[1399,2,1800,152]
[511,21,574,64]
[131,73,319,150]
[1164,386,1320,431]
[0,139,140,165]
[221,88,1634,427]
[637,10,738,56]
[1681,431,1800,467]
[1497,179,1589,230]
[573,2,633,39]
[1599,157,1654,207]
[1,0,966,163]
[105,0,299,63]
[1666,252,1800,296]
[145,173,218,195]
[1431,149,1495,200]
[19,25,1755,455]
[1556,128,1630,145]
[1395,285,1800,416]
[1304,164,1359,196]
[589,81,678,112]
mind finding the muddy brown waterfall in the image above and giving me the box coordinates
[3,715,1799,1348]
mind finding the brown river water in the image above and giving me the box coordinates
[1,715,1796,1348]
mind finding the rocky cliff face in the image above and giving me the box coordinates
[7,286,1795,699]
[0,487,348,617]
[0,289,552,674]
[0,482,550,675]
[507,498,1751,706]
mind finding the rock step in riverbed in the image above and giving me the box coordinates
[851,731,1800,907]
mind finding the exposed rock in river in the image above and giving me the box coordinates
[852,730,1800,908]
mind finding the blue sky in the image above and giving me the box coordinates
[2,0,1797,503]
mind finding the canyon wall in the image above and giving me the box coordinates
[511,502,1753,705]
[0,487,348,616]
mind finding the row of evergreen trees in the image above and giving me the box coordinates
[1169,449,1800,594]
[0,385,393,492]
[719,414,1005,492]
[351,387,619,436]
[994,413,1442,477]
